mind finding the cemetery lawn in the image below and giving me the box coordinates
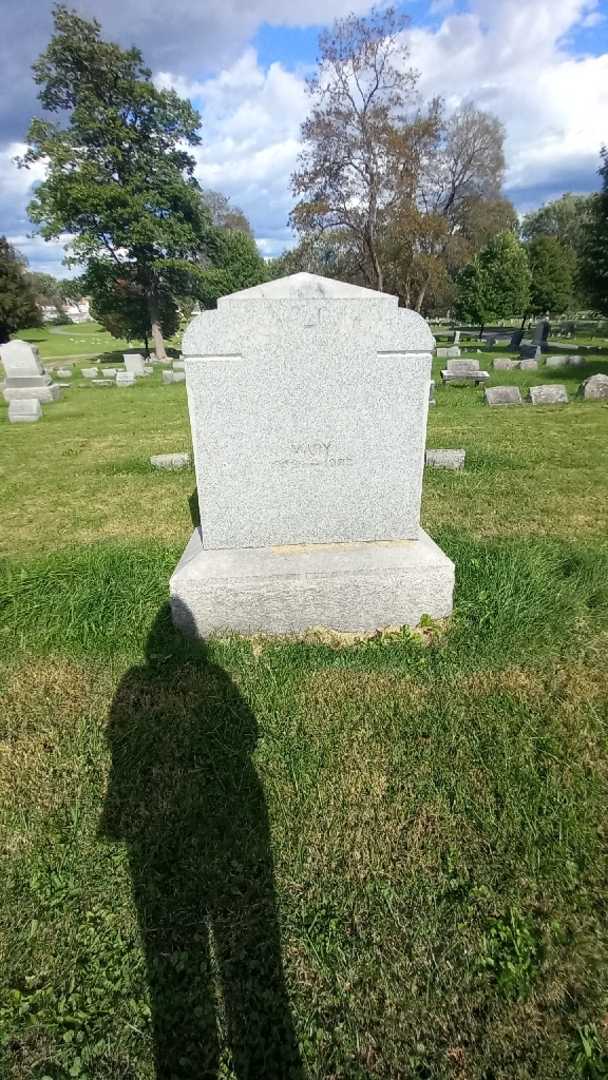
[1,353,608,1079]
[13,321,157,363]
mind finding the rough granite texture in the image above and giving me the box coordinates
[581,373,608,400]
[124,355,145,376]
[529,384,568,405]
[0,339,44,378]
[425,449,465,469]
[170,528,455,636]
[519,358,539,371]
[3,384,60,403]
[493,358,519,370]
[1,339,61,403]
[162,370,186,384]
[485,386,523,406]
[545,356,567,368]
[81,368,98,379]
[56,368,73,378]
[116,372,135,386]
[182,273,434,548]
[150,452,191,470]
[8,398,42,423]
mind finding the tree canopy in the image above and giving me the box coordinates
[579,149,608,316]
[21,4,214,359]
[455,232,530,325]
[527,236,574,315]
[0,238,41,343]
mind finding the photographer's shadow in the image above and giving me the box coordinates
[101,604,302,1079]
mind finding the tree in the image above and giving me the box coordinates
[84,263,177,350]
[455,232,530,326]
[290,9,512,311]
[0,237,41,343]
[268,231,367,285]
[21,5,214,360]
[27,271,65,313]
[193,229,267,309]
[521,192,594,255]
[201,190,253,236]
[527,236,574,315]
[290,7,439,292]
[579,148,608,316]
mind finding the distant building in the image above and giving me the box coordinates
[41,298,91,324]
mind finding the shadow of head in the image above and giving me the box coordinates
[102,603,258,846]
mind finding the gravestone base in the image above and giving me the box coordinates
[170,527,454,637]
[3,384,61,403]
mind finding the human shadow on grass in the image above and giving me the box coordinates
[101,604,302,1079]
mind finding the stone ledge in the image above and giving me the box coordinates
[170,528,454,637]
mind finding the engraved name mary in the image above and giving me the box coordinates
[273,439,353,469]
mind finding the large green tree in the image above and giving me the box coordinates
[521,192,594,255]
[527,235,574,315]
[579,148,608,316]
[21,5,214,359]
[193,229,267,309]
[84,264,178,351]
[0,237,41,343]
[455,232,530,326]
[521,191,596,308]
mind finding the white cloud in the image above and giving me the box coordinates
[159,48,309,254]
[2,0,606,273]
[404,0,608,202]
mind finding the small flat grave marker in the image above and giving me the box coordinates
[150,453,191,470]
[485,385,523,406]
[8,398,42,423]
[528,384,568,405]
[581,373,608,400]
[425,449,465,470]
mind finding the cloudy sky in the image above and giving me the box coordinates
[1,0,607,276]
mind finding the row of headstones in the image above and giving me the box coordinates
[1,340,190,423]
[77,354,186,385]
[486,375,608,405]
[493,355,583,370]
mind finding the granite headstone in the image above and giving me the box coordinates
[485,386,523,406]
[0,340,61,403]
[170,272,455,636]
[528,384,568,405]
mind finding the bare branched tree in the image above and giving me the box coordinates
[290,7,439,291]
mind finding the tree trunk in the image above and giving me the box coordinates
[144,332,149,358]
[147,292,167,361]
[415,285,427,313]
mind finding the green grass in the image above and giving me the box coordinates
[12,321,180,364]
[1,353,608,1078]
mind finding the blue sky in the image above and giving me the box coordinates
[0,0,606,275]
